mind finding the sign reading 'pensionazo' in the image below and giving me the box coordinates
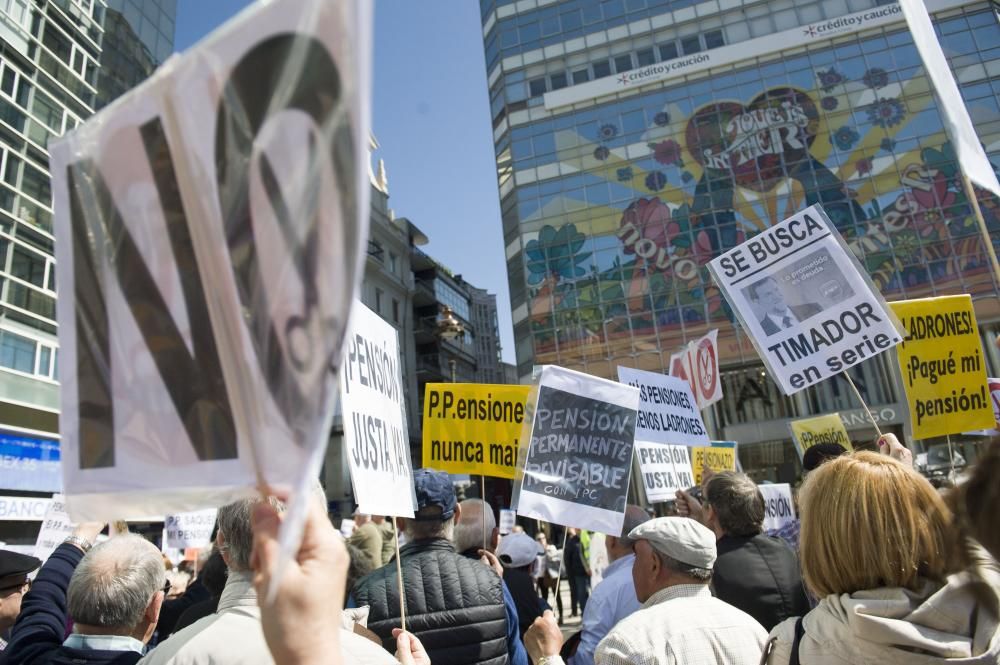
[709,204,904,395]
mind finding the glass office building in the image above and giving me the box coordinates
[0,0,175,499]
[481,0,1000,480]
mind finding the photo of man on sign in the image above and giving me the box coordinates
[742,248,855,336]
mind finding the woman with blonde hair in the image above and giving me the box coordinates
[764,434,1000,665]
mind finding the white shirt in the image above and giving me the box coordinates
[595,584,767,665]
[569,554,641,665]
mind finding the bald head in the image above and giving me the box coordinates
[608,505,650,561]
[68,535,165,640]
[454,499,498,553]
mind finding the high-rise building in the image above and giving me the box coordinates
[468,284,504,383]
[0,0,174,542]
[480,0,1000,481]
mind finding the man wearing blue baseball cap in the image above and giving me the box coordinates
[353,469,528,665]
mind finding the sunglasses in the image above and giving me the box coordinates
[0,578,30,594]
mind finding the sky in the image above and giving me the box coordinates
[174,1,515,363]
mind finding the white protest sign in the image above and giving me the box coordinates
[50,0,371,521]
[898,0,1000,198]
[339,302,416,517]
[618,366,709,447]
[33,494,75,562]
[634,443,694,503]
[709,204,903,395]
[499,509,516,535]
[164,509,217,549]
[514,365,639,535]
[667,330,723,410]
[759,484,795,532]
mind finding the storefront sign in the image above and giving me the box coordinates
[544,0,969,110]
[0,434,61,492]
[0,496,51,521]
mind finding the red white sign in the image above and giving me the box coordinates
[668,330,723,410]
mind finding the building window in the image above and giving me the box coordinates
[614,54,633,73]
[37,344,50,376]
[550,72,568,90]
[392,298,400,324]
[704,29,726,49]
[389,252,398,275]
[636,48,655,66]
[680,35,702,55]
[529,77,547,97]
[572,68,589,84]
[592,60,611,78]
[375,288,383,313]
[0,329,35,373]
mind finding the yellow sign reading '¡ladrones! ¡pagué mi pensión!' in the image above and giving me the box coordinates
[789,413,853,458]
[422,384,530,479]
[890,295,994,439]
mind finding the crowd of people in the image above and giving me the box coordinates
[0,432,997,665]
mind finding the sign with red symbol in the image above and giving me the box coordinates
[668,330,723,410]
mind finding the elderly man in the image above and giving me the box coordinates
[568,506,648,665]
[353,470,528,665]
[143,496,393,665]
[524,517,766,665]
[678,471,809,631]
[7,524,165,665]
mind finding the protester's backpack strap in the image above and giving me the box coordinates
[789,616,806,665]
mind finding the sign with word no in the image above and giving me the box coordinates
[51,0,370,520]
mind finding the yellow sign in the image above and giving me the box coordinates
[691,443,737,485]
[890,296,994,439]
[422,384,529,478]
[789,414,853,458]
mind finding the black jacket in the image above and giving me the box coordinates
[6,543,141,665]
[353,538,509,665]
[712,533,810,631]
[564,535,588,577]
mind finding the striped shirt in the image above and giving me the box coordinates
[594,584,767,665]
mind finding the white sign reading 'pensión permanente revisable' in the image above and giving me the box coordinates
[709,204,904,395]
[514,365,640,536]
[617,367,709,447]
[339,301,416,518]
[49,0,370,521]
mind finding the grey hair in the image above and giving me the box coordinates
[68,534,165,630]
[217,496,284,571]
[454,499,495,553]
[655,550,713,583]
[404,506,455,541]
[705,471,765,537]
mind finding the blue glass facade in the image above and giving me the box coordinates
[482,0,1000,478]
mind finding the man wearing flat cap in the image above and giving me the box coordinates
[0,549,40,654]
[353,469,528,665]
[524,517,766,665]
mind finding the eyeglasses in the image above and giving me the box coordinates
[0,578,30,594]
